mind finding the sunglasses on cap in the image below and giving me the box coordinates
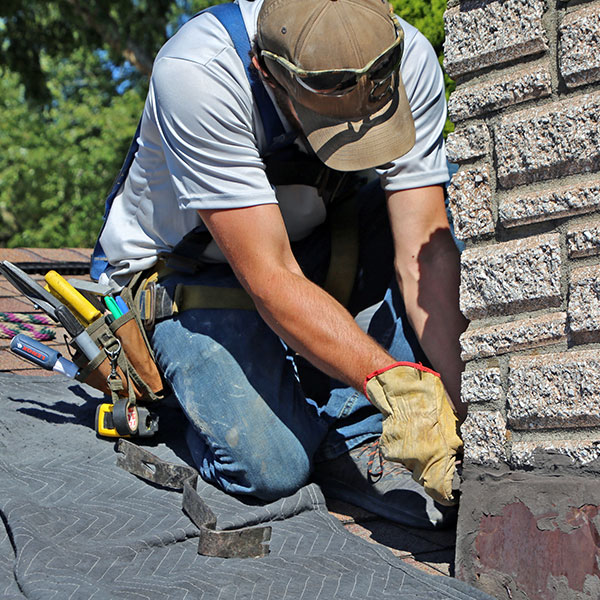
[261,15,404,98]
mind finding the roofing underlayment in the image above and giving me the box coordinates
[0,248,492,599]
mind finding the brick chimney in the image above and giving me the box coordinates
[443,0,600,597]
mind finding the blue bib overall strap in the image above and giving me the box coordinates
[207,3,289,153]
[90,2,288,281]
[90,119,141,281]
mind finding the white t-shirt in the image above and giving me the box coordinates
[100,0,449,284]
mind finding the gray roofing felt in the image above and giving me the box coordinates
[0,374,493,600]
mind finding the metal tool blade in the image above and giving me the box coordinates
[0,261,60,319]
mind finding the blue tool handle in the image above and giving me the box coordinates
[10,334,58,370]
[114,295,129,315]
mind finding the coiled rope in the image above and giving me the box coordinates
[0,312,56,341]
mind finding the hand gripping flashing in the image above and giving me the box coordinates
[364,362,463,506]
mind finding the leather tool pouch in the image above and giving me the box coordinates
[72,272,165,404]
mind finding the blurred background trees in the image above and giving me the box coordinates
[0,0,449,248]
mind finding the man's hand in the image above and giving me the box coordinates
[198,204,393,391]
[364,362,463,505]
[387,186,469,420]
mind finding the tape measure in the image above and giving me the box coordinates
[95,399,159,438]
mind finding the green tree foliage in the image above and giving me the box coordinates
[0,0,224,248]
[391,0,454,136]
[0,51,143,247]
[0,0,223,102]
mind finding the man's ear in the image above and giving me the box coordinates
[251,55,277,89]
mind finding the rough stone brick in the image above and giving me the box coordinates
[499,179,600,227]
[447,167,494,240]
[460,234,561,319]
[559,4,600,88]
[511,441,600,468]
[461,368,503,404]
[568,265,600,340]
[462,410,507,465]
[446,123,490,163]
[567,219,600,258]
[460,312,566,361]
[447,66,551,122]
[443,0,548,78]
[507,350,600,429]
[495,92,600,188]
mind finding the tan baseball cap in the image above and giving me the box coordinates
[257,0,415,171]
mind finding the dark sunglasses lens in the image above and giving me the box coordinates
[300,70,358,94]
[368,43,403,83]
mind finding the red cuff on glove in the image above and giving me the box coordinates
[363,361,441,398]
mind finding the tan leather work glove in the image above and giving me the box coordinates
[364,362,463,506]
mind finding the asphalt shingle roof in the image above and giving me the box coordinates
[0,248,92,375]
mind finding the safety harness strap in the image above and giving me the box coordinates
[207,3,288,152]
[94,3,363,317]
[116,439,271,558]
[90,119,142,281]
[323,196,360,308]
[141,191,360,322]
[174,285,256,313]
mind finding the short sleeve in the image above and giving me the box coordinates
[377,26,449,191]
[149,49,278,210]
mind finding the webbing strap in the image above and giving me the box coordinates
[206,3,288,152]
[116,439,271,558]
[152,193,361,315]
[159,193,359,315]
[90,119,142,281]
[323,197,359,308]
[173,284,256,312]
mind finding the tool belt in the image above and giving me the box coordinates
[72,270,166,406]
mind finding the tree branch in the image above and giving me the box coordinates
[62,0,154,75]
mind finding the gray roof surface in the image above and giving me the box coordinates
[0,248,457,582]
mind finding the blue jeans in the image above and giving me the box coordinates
[152,181,429,500]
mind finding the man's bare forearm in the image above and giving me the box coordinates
[397,228,468,420]
[249,266,394,391]
[387,186,469,420]
[199,204,394,392]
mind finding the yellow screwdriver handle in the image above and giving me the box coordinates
[44,283,87,327]
[44,271,102,325]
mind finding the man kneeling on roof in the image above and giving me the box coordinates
[95,0,468,529]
